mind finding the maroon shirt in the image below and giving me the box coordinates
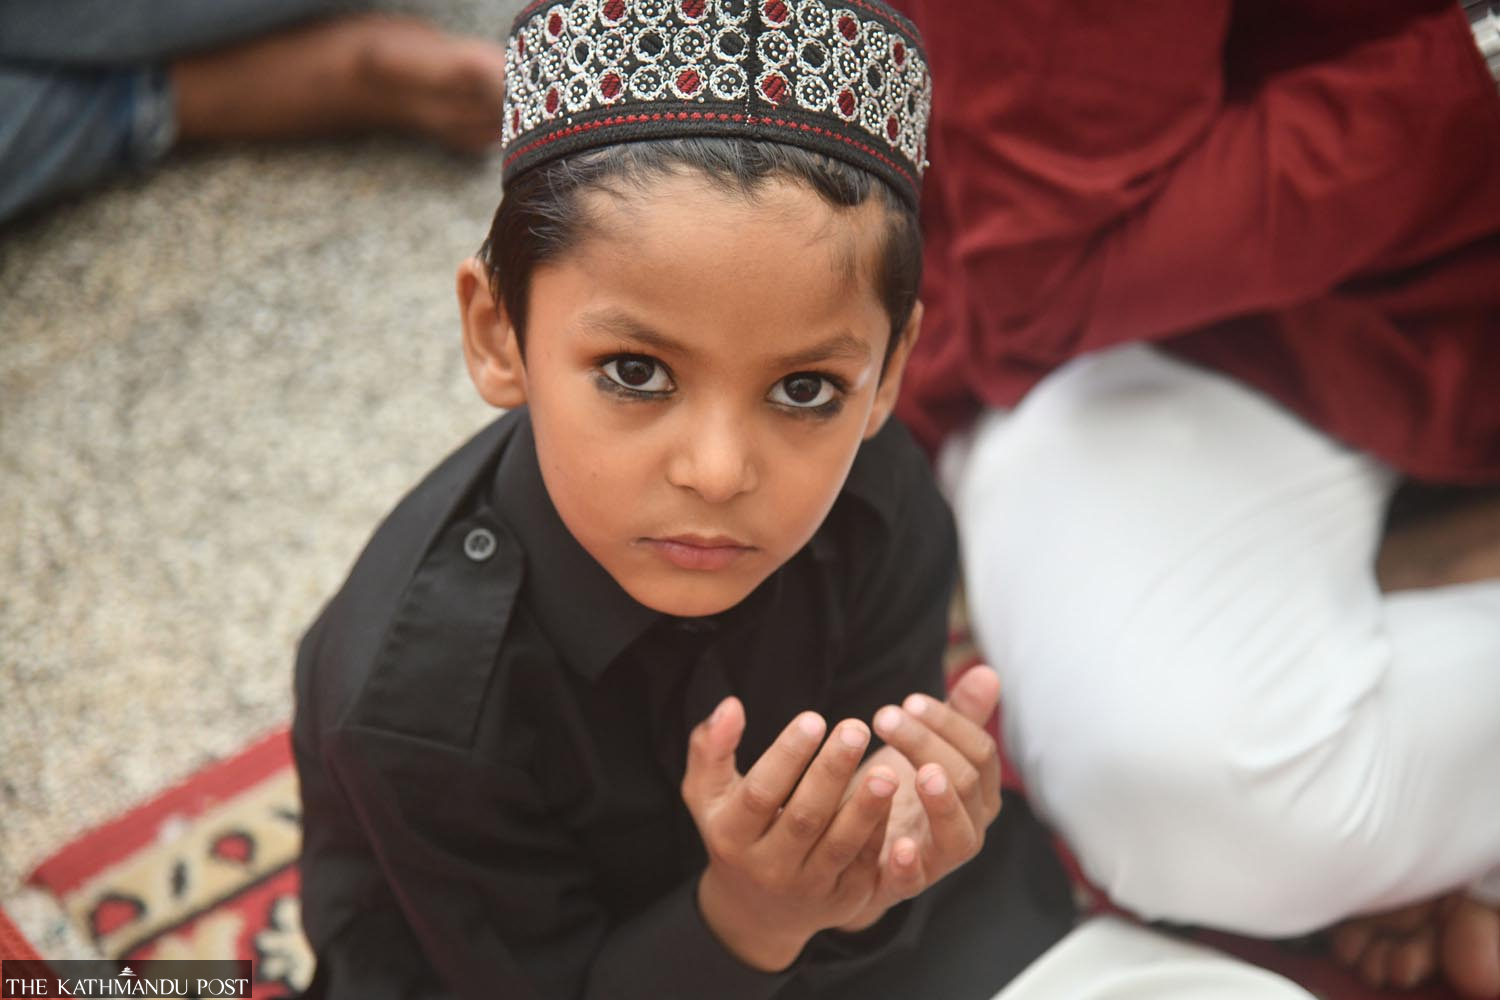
[895,0,1500,483]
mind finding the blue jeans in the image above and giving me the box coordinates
[0,0,348,224]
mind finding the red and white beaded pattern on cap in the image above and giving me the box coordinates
[501,0,931,198]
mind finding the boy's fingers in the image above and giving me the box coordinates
[900,691,1001,820]
[882,835,926,901]
[768,719,872,854]
[915,762,982,870]
[806,761,896,880]
[947,665,1001,727]
[681,697,746,815]
[873,705,997,827]
[855,804,888,869]
[722,711,827,843]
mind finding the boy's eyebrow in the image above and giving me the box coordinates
[578,309,872,368]
[769,333,872,369]
[578,309,697,359]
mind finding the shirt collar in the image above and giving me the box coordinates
[490,408,662,681]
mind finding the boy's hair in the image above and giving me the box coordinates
[477,137,922,374]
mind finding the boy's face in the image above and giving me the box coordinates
[461,174,917,618]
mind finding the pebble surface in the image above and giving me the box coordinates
[0,0,521,954]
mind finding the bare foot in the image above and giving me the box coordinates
[1331,900,1439,990]
[1330,895,1500,997]
[351,16,509,153]
[171,14,507,153]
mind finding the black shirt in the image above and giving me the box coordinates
[293,408,1071,1000]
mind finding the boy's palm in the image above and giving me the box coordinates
[835,666,1005,932]
[681,698,900,972]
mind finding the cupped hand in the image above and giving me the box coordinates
[680,697,902,970]
[835,665,1004,932]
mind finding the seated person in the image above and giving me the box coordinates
[0,0,508,224]
[894,0,1500,995]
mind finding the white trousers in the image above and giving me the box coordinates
[993,917,1316,1000]
[947,344,1500,937]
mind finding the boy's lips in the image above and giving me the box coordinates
[641,534,756,571]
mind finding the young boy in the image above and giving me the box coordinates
[292,2,1073,997]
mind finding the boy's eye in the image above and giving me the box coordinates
[768,374,838,409]
[601,356,673,393]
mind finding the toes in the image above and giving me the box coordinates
[1359,936,1393,990]
[1389,925,1437,991]
[1332,920,1374,967]
[1331,899,1447,990]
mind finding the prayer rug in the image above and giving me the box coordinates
[0,907,48,961]
[25,730,310,999]
[20,633,1462,1000]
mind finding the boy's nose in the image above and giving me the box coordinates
[666,416,759,504]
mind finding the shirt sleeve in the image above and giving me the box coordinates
[300,723,798,1000]
[908,0,1500,360]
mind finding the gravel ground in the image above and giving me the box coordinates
[0,0,520,955]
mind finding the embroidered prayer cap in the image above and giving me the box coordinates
[501,0,932,208]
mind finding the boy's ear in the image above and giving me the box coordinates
[863,301,923,440]
[458,257,528,409]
